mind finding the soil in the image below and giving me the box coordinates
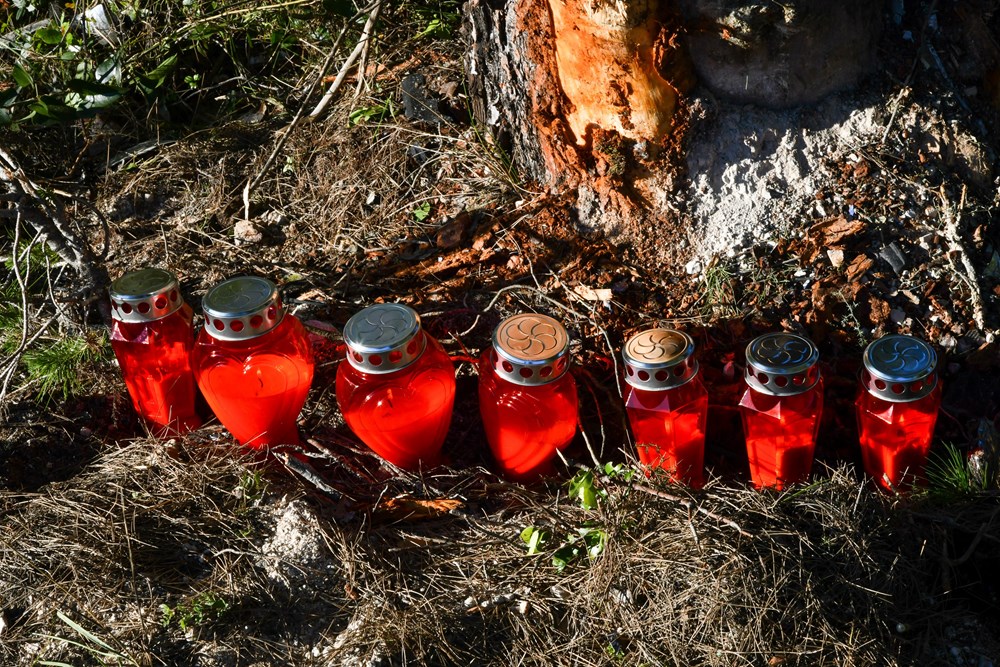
[2,1,1000,665]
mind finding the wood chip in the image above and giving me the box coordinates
[845,254,873,282]
[811,215,864,246]
[572,284,613,302]
[374,497,464,522]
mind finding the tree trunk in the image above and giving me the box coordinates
[465,0,884,250]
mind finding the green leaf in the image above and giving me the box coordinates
[520,526,548,555]
[143,54,178,83]
[67,79,122,96]
[12,64,32,88]
[55,610,115,651]
[35,26,64,45]
[568,470,598,510]
[412,201,431,222]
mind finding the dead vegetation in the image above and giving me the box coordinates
[2,437,1000,666]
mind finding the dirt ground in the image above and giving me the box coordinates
[2,1,1000,665]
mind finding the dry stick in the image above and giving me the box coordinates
[630,482,753,539]
[940,184,987,336]
[309,0,383,119]
[275,450,346,501]
[241,24,349,221]
[0,210,31,410]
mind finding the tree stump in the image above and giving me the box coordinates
[465,0,885,255]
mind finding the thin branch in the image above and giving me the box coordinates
[309,1,383,118]
[242,22,350,220]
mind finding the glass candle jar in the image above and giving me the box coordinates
[622,329,708,487]
[739,332,823,490]
[336,303,456,469]
[193,276,314,449]
[855,334,941,490]
[109,268,202,436]
[478,313,578,482]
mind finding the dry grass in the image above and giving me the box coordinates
[3,436,998,666]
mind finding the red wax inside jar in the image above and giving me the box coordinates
[625,377,708,487]
[336,334,456,469]
[478,350,578,482]
[193,315,314,449]
[739,380,823,490]
[110,304,202,436]
[855,382,941,490]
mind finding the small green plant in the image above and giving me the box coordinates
[160,592,230,632]
[37,610,139,666]
[23,333,106,402]
[552,524,609,572]
[568,469,604,510]
[412,201,432,222]
[238,469,267,504]
[519,525,549,555]
[410,0,460,40]
[701,262,741,317]
[925,443,986,499]
[348,98,394,126]
[520,467,622,571]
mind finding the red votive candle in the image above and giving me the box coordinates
[109,268,202,437]
[193,276,314,449]
[479,313,578,482]
[622,328,708,487]
[739,332,823,490]
[856,334,941,490]
[337,303,456,469]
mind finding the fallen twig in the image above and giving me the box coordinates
[309,0,383,119]
[242,23,349,221]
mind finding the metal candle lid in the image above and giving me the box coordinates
[862,334,938,402]
[490,313,571,387]
[202,276,284,341]
[110,268,184,323]
[344,303,426,374]
[745,332,820,396]
[623,328,698,390]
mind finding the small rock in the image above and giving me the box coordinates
[401,74,441,125]
[890,309,907,324]
[879,242,907,274]
[939,334,958,349]
[234,220,263,246]
[685,259,703,275]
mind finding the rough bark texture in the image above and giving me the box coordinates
[677,0,884,107]
[465,0,575,187]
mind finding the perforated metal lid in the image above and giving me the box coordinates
[344,303,426,374]
[202,276,284,341]
[745,332,820,396]
[862,334,938,402]
[623,329,698,390]
[110,268,184,323]
[490,313,571,387]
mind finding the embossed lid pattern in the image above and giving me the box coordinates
[862,334,938,402]
[491,313,571,386]
[202,276,284,341]
[344,303,426,374]
[744,332,820,396]
[623,328,698,390]
[109,268,184,323]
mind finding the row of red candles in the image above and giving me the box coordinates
[109,269,941,490]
